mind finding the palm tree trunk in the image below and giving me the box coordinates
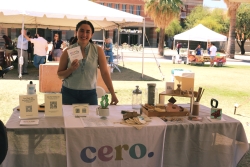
[158,28,165,56]
[226,9,237,59]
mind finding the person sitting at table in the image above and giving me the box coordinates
[195,44,201,56]
[2,35,13,67]
[57,20,119,105]
[104,38,114,65]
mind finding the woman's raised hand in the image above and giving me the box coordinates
[70,59,80,71]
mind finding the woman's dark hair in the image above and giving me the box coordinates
[54,33,60,39]
[72,20,94,44]
[2,35,12,44]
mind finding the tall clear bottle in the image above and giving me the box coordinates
[132,86,142,109]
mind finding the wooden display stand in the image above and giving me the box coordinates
[158,90,198,113]
[141,106,190,117]
[39,62,110,93]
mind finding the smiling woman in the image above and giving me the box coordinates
[57,20,119,106]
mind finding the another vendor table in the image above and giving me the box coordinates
[1,105,249,167]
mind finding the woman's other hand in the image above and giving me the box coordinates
[110,94,119,105]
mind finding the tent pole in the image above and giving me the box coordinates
[19,15,25,79]
[142,18,145,78]
[187,40,190,64]
[117,25,120,58]
[102,29,105,48]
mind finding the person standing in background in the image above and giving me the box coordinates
[210,43,217,67]
[207,43,211,55]
[51,33,63,61]
[2,35,13,67]
[27,32,33,63]
[17,30,29,75]
[23,32,48,70]
[104,38,113,64]
[176,42,181,55]
[195,44,201,55]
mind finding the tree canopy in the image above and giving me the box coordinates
[235,3,250,54]
[144,0,183,28]
[184,6,229,35]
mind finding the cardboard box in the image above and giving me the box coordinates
[174,71,194,91]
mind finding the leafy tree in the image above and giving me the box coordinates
[185,6,229,34]
[185,6,210,29]
[144,0,182,56]
[164,18,184,37]
[235,3,250,55]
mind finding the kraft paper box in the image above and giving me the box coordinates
[210,108,222,120]
[174,71,194,91]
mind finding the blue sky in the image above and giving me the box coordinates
[203,0,227,9]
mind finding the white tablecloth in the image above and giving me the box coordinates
[1,104,248,167]
[163,104,249,167]
[1,109,66,167]
[63,105,167,167]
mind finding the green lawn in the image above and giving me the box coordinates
[0,61,250,140]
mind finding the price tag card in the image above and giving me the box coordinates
[44,93,63,117]
[73,104,89,117]
[19,94,38,119]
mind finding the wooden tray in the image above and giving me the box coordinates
[141,106,189,117]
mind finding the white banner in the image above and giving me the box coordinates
[65,125,166,167]
[63,105,167,167]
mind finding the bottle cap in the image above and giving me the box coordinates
[133,86,142,94]
[30,81,33,84]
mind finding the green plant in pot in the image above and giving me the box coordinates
[96,95,109,119]
[100,95,109,109]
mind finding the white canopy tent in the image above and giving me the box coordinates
[0,0,146,78]
[174,24,227,42]
[173,24,227,59]
[0,0,144,30]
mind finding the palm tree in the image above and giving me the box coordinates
[144,0,182,56]
[223,0,241,58]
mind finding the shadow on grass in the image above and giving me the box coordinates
[111,65,160,81]
[236,114,250,118]
[1,62,160,81]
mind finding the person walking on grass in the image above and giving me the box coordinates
[210,43,217,67]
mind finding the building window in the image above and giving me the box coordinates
[122,4,126,12]
[107,3,112,8]
[136,6,141,15]
[115,4,119,10]
[130,5,134,14]
[100,2,104,5]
